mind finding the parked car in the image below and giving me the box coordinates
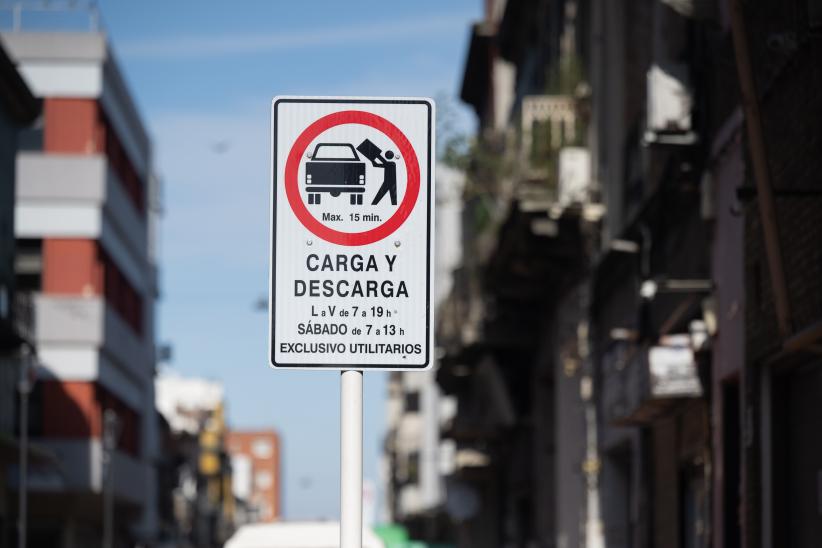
[305,143,366,205]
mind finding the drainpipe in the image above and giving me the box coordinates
[17,351,33,548]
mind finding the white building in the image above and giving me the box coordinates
[156,369,225,436]
[383,164,462,535]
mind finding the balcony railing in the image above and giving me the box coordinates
[521,95,578,155]
[518,95,591,205]
[0,1,100,32]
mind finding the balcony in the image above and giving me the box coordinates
[9,439,147,506]
[601,335,704,426]
[521,95,579,156]
[16,152,146,245]
[518,95,597,215]
[35,295,152,405]
[15,152,151,295]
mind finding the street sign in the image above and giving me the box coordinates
[270,97,435,370]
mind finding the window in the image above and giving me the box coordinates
[252,438,273,459]
[312,144,358,160]
[404,390,420,413]
[98,107,145,213]
[98,386,141,457]
[99,246,143,336]
[406,451,420,485]
[15,239,42,292]
[255,470,273,489]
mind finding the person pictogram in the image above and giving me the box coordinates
[369,150,398,206]
[355,139,399,206]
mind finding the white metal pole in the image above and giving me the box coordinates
[340,370,363,548]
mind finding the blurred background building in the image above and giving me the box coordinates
[385,1,822,548]
[0,5,292,546]
[0,8,163,545]
[382,164,462,545]
[226,429,282,524]
[156,369,240,548]
[0,1,819,547]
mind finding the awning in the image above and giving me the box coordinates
[460,22,494,116]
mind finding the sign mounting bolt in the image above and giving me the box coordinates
[307,239,313,246]
[394,241,401,248]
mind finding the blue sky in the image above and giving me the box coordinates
[98,0,479,520]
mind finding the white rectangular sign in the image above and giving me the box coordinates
[270,97,435,370]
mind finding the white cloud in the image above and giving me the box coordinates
[120,13,469,59]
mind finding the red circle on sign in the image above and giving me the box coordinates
[284,110,421,246]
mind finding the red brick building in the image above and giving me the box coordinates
[2,26,162,546]
[226,430,282,522]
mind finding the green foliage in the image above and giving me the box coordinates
[545,53,585,96]
[523,52,589,196]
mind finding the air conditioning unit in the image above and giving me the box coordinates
[648,334,703,398]
[645,63,697,145]
[557,146,591,206]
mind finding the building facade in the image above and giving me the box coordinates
[1,25,162,546]
[425,1,822,548]
[155,370,236,548]
[226,430,282,524]
[383,164,463,543]
[734,1,822,546]
[436,2,599,546]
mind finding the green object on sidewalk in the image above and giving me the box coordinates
[373,524,455,548]
[373,524,410,547]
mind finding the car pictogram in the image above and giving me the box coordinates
[305,143,366,205]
